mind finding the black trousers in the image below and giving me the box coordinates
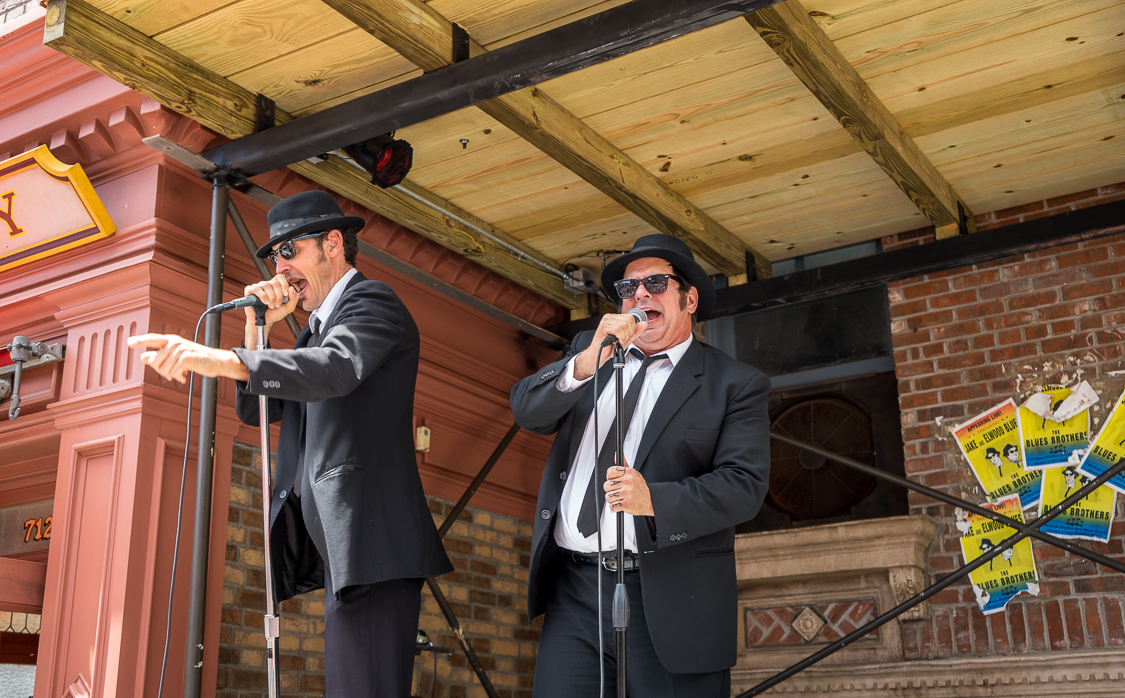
[533,554,730,698]
[323,563,423,697]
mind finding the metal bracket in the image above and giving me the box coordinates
[255,93,277,133]
[452,23,471,63]
[2,338,65,420]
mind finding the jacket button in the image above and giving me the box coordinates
[540,509,551,520]
[559,471,567,481]
[279,490,287,499]
[540,370,555,380]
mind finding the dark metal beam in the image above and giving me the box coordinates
[712,198,1125,319]
[202,0,784,176]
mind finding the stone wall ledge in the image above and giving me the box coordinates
[733,648,1125,696]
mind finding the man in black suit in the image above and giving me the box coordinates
[510,234,771,697]
[129,190,452,697]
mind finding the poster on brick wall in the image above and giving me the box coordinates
[957,495,1039,615]
[1017,384,1090,470]
[953,399,1043,510]
[1037,465,1116,543]
[1077,385,1125,495]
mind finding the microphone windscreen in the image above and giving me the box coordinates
[628,308,648,324]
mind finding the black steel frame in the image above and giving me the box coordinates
[202,0,787,177]
[736,433,1125,697]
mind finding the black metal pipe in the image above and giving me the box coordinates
[227,198,302,340]
[769,432,1125,574]
[424,577,500,698]
[737,448,1125,697]
[203,0,787,176]
[437,423,520,539]
[183,173,229,698]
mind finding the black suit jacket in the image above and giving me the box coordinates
[510,332,771,674]
[235,272,452,600]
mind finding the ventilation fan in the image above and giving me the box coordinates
[768,398,877,520]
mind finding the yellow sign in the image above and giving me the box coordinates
[0,146,115,272]
[958,495,1039,615]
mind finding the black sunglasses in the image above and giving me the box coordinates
[267,231,326,266]
[613,273,682,299]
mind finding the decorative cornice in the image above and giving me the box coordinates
[732,649,1125,696]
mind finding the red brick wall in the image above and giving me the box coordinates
[885,183,1125,659]
[219,443,541,698]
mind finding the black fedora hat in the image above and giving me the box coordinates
[256,190,367,258]
[601,234,715,319]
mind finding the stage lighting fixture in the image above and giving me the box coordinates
[344,134,413,188]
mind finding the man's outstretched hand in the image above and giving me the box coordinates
[127,334,248,384]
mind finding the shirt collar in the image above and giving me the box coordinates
[309,267,358,333]
[631,333,693,366]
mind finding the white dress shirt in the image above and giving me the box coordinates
[308,267,358,336]
[553,334,694,554]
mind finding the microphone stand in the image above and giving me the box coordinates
[253,304,282,698]
[611,342,629,698]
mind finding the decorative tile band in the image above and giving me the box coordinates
[746,599,878,647]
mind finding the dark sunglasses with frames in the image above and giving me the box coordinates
[613,273,682,299]
[267,231,326,266]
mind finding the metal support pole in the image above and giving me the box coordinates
[421,424,520,698]
[437,423,520,539]
[737,443,1125,698]
[255,313,281,698]
[769,433,1125,574]
[424,578,499,698]
[183,172,229,698]
[612,343,629,698]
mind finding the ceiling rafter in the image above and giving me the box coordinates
[745,0,975,239]
[42,0,583,309]
[321,0,772,280]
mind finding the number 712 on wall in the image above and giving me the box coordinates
[24,516,52,543]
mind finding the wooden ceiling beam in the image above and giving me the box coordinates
[322,0,772,280]
[41,0,581,309]
[745,0,975,239]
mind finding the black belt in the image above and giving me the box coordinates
[566,549,640,572]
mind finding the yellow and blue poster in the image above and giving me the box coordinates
[1017,385,1089,470]
[958,495,1039,615]
[953,399,1042,510]
[1038,465,1116,543]
[1076,386,1125,495]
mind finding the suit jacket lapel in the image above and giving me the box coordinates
[633,339,704,472]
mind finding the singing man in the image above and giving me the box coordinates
[510,234,772,696]
[129,190,452,697]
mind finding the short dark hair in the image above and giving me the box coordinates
[985,447,1000,458]
[316,228,359,266]
[1003,443,1018,456]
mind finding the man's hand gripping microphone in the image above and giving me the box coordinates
[600,308,648,347]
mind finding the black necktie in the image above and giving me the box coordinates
[576,351,668,537]
[293,320,321,499]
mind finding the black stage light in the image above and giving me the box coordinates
[344,134,413,188]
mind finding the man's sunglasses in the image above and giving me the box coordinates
[613,273,682,299]
[267,231,326,266]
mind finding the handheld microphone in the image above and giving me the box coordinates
[600,308,648,347]
[207,294,289,314]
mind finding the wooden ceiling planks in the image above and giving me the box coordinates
[55,0,1125,295]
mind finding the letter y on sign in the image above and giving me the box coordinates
[0,191,22,237]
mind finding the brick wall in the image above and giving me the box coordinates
[884,182,1125,660]
[219,442,540,698]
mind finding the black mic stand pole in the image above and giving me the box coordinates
[253,304,282,698]
[611,342,629,698]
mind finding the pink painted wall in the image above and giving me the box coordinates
[1,16,560,698]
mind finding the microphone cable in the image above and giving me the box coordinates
[156,309,207,698]
[592,350,606,698]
